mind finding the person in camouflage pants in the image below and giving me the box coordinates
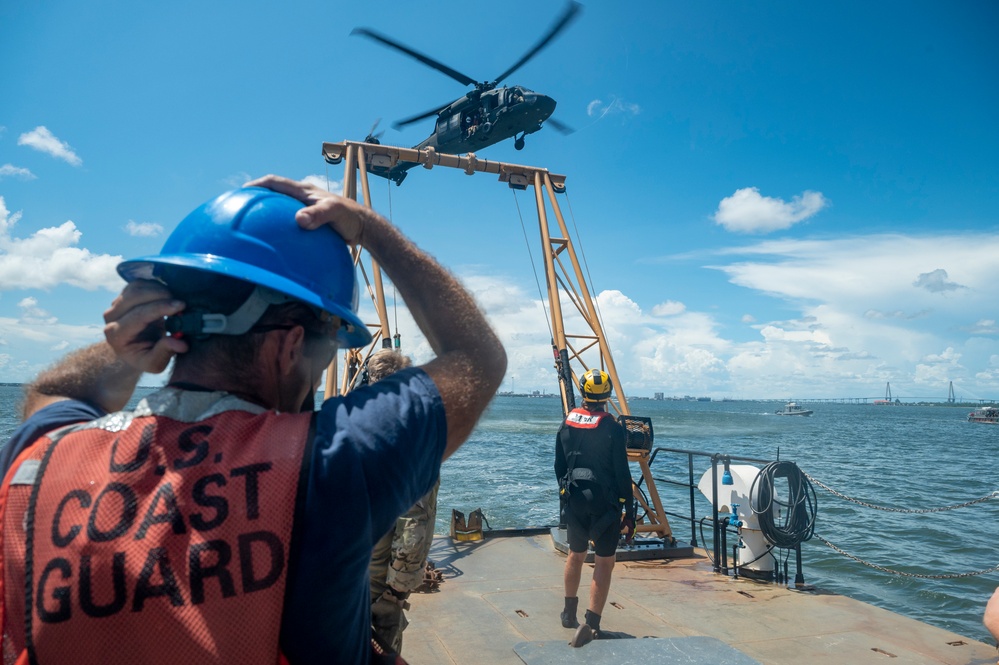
[367,350,442,655]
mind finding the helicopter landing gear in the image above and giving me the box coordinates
[514,133,526,151]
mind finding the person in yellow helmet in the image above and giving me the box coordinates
[554,369,635,647]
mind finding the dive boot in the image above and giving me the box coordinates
[560,597,579,628]
[569,610,603,647]
[569,623,595,647]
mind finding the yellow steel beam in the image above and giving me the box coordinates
[320,139,673,542]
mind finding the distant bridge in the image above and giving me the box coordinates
[788,397,995,405]
[790,381,994,405]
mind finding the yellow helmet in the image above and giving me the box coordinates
[579,369,613,402]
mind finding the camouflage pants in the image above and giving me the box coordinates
[371,590,409,655]
[370,480,441,654]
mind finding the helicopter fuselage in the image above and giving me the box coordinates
[373,86,555,184]
[421,86,555,151]
[352,2,579,185]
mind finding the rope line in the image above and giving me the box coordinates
[512,189,554,342]
[804,471,999,513]
[562,190,606,351]
[814,534,999,579]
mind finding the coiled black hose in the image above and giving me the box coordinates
[751,460,817,549]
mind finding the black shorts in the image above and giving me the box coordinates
[566,494,620,557]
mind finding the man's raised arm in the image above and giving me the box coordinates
[247,175,507,457]
[21,280,187,419]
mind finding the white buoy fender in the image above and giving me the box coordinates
[698,464,774,573]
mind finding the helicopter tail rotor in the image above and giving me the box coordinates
[365,118,385,144]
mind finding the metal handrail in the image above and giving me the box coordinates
[642,447,771,575]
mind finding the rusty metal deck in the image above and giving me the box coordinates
[400,533,995,665]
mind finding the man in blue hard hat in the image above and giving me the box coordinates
[555,368,635,647]
[0,175,506,664]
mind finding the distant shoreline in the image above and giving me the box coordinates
[493,392,992,407]
[0,384,990,407]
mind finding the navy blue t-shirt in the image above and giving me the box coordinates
[281,366,446,663]
[0,399,105,481]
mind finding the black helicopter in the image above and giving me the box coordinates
[350,1,581,185]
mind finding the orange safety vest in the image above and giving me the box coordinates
[0,399,310,664]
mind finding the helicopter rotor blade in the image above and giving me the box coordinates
[351,28,478,88]
[545,117,575,135]
[491,1,582,86]
[392,102,452,129]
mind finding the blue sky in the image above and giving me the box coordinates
[1,1,997,401]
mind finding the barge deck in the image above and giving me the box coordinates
[401,532,995,664]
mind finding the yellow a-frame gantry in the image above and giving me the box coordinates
[322,140,675,545]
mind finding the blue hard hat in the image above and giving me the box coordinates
[118,186,372,348]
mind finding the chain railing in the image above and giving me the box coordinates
[804,472,999,513]
[804,473,999,578]
[814,535,999,579]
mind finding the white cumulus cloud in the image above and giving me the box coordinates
[0,196,123,291]
[652,300,686,316]
[18,297,58,325]
[714,187,827,233]
[17,126,82,166]
[125,220,164,237]
[966,319,998,335]
[0,164,36,180]
[913,268,964,293]
[303,174,344,196]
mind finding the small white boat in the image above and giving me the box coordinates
[967,405,999,424]
[776,401,813,416]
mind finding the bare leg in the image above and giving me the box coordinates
[588,554,616,616]
[569,554,616,647]
[564,550,585,597]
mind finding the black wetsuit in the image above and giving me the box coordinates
[554,406,634,556]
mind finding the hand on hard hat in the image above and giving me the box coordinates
[104,279,189,374]
[245,175,369,246]
[117,185,370,348]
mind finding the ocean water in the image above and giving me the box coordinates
[438,396,999,645]
[1,386,996,644]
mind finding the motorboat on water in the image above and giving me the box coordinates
[967,405,999,424]
[775,401,813,416]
